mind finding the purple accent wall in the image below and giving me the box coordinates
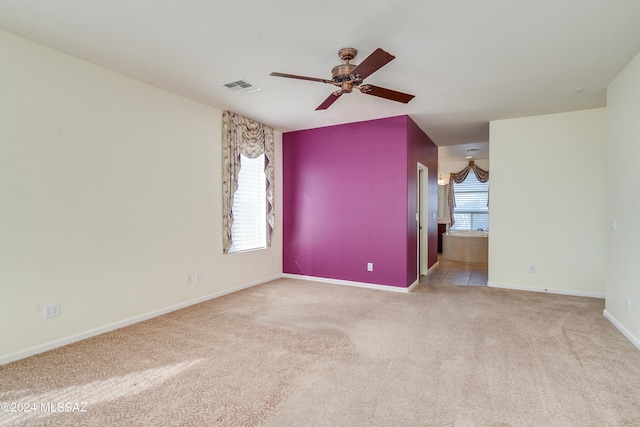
[407,117,440,279]
[283,115,438,288]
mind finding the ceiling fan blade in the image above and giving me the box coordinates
[351,48,395,80]
[316,92,343,110]
[270,72,332,84]
[359,84,415,104]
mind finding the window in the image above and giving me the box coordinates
[451,172,489,231]
[228,153,266,253]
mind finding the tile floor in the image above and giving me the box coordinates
[423,254,488,286]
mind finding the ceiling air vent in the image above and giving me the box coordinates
[223,79,261,94]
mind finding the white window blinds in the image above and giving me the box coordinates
[451,172,489,231]
[229,153,267,253]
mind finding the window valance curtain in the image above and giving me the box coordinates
[222,111,274,254]
[447,160,489,227]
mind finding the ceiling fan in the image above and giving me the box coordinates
[270,47,415,110]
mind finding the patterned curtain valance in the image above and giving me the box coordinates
[447,160,489,227]
[222,111,274,254]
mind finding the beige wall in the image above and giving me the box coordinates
[605,50,640,347]
[488,108,606,297]
[0,30,283,363]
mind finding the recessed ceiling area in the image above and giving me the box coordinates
[1,0,639,160]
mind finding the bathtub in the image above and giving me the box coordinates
[442,230,488,263]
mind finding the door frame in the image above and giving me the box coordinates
[417,163,429,277]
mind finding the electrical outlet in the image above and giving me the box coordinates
[44,304,61,319]
[626,296,631,310]
[367,262,374,272]
[529,265,536,273]
[186,274,192,284]
[194,272,201,283]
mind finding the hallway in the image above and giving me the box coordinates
[423,255,488,286]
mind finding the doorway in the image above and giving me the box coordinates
[418,163,429,277]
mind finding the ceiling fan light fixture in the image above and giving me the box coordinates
[341,81,354,92]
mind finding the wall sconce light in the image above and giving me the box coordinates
[438,174,445,185]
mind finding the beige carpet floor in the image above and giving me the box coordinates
[1,273,640,426]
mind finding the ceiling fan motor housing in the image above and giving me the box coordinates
[331,47,363,89]
[331,64,357,82]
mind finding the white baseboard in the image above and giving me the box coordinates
[282,273,414,293]
[407,278,420,292]
[427,261,439,274]
[603,309,640,351]
[487,281,605,299]
[0,275,281,366]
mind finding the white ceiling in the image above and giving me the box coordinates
[1,0,640,161]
